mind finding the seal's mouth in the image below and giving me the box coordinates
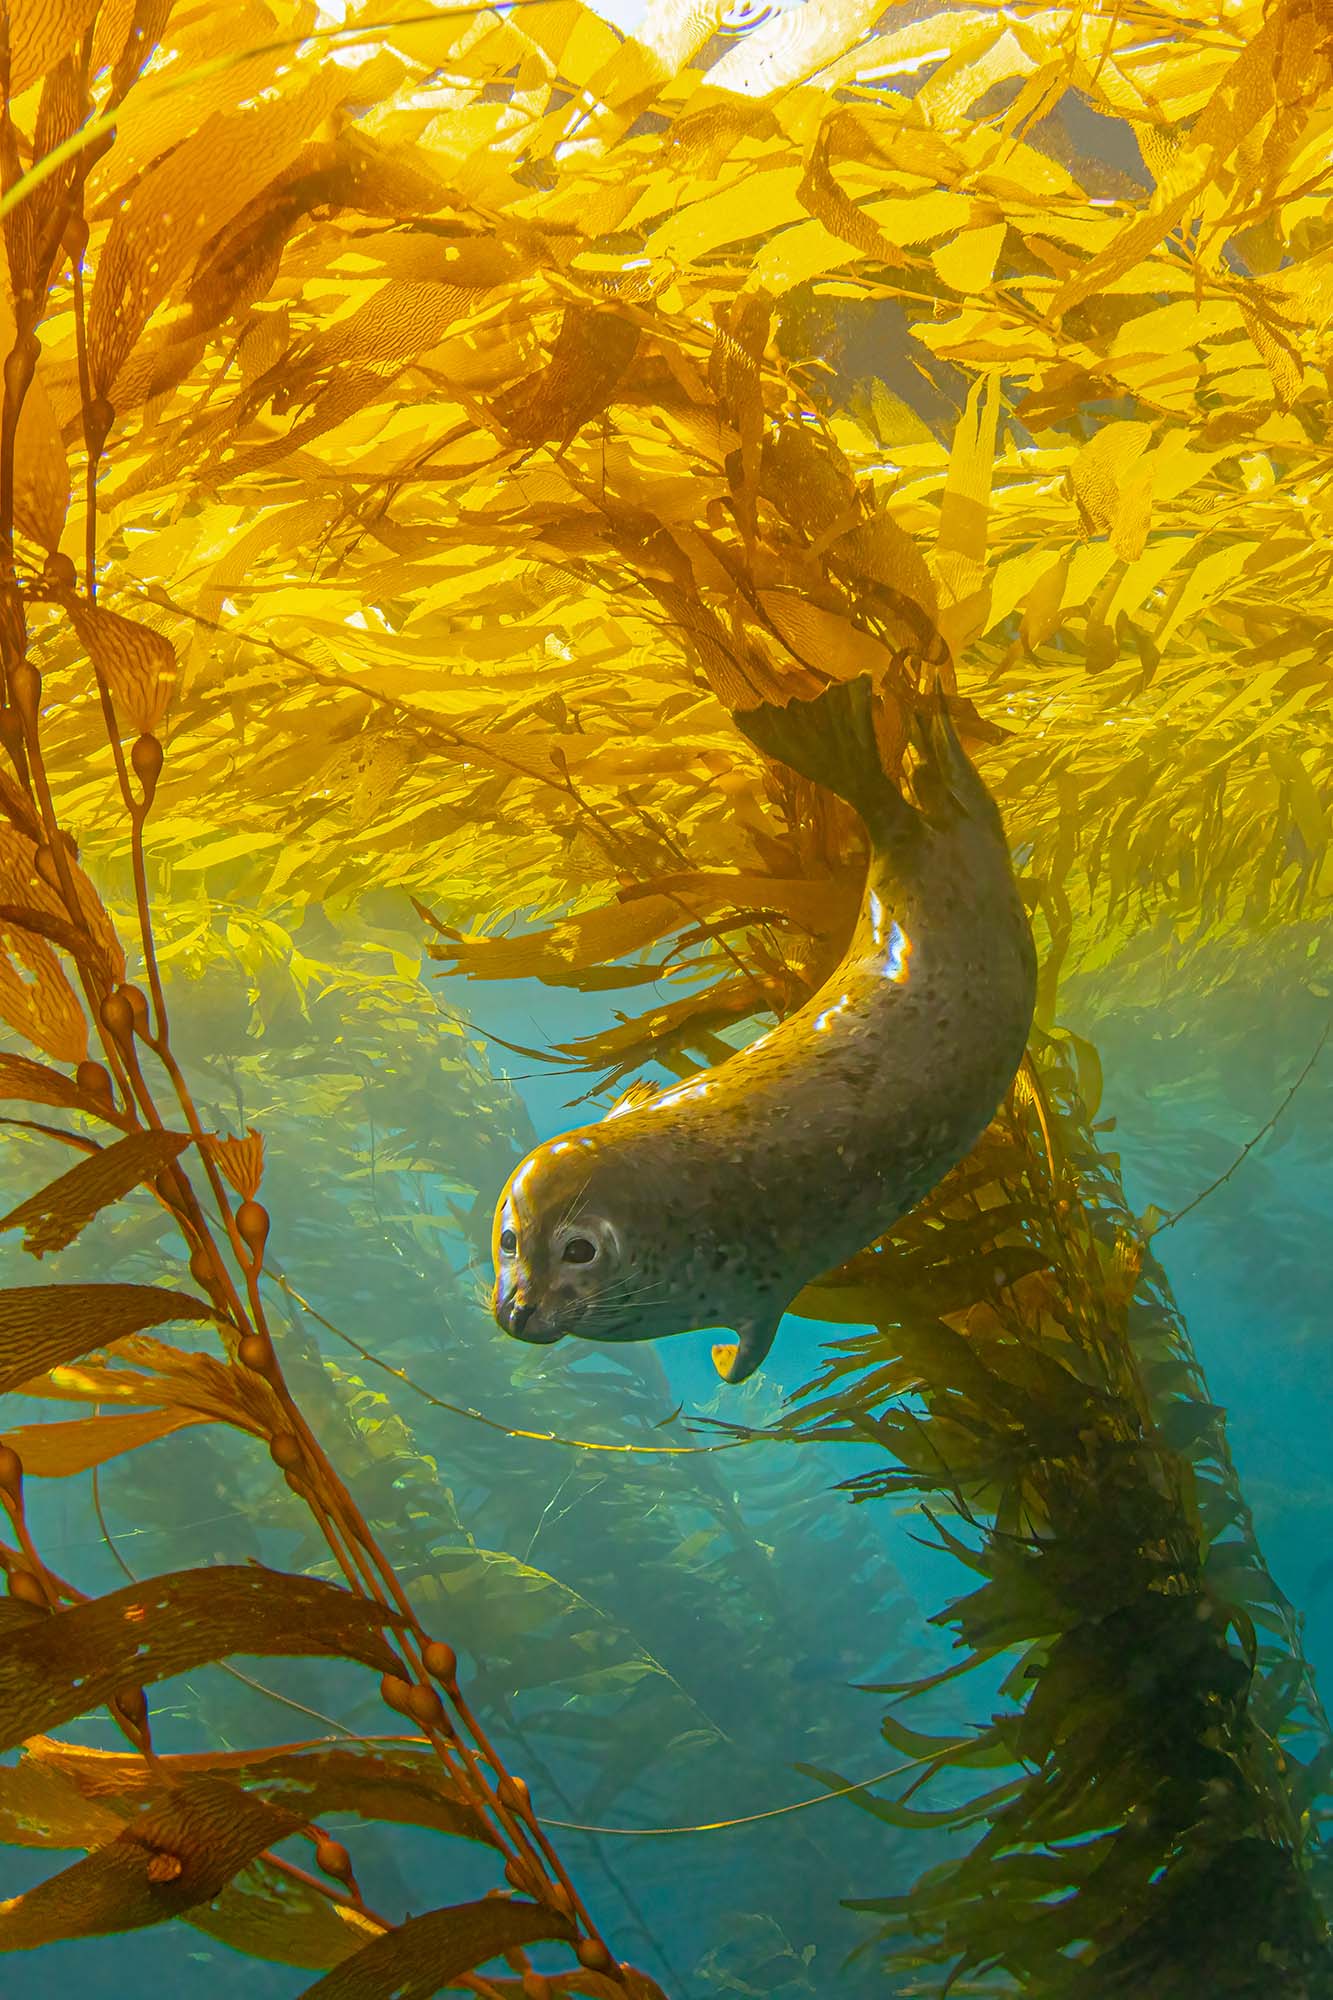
[495,1294,565,1345]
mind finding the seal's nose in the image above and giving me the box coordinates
[509,1300,535,1335]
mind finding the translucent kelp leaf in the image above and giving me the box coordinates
[757,592,898,683]
[932,220,1006,293]
[0,1565,405,1751]
[65,599,177,735]
[297,1896,576,1999]
[6,0,99,99]
[0,1128,190,1258]
[0,256,68,550]
[88,60,403,394]
[0,927,87,1065]
[0,1406,210,1476]
[190,1853,383,1970]
[0,1775,302,1948]
[0,1750,124,1848]
[32,1738,500,1850]
[0,1283,219,1397]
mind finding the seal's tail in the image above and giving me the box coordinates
[732,674,920,852]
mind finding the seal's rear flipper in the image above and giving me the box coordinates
[911,677,998,826]
[711,1313,780,1385]
[732,675,920,854]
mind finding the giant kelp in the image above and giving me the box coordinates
[1,0,1331,1995]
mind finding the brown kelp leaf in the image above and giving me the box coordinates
[0,1283,219,1397]
[0,1775,302,1949]
[1,1406,211,1476]
[0,1565,406,1751]
[0,1128,190,1258]
[33,1738,498,1849]
[298,1897,577,1999]
[797,112,911,267]
[492,307,640,449]
[0,1052,105,1115]
[64,600,177,735]
[0,1747,381,1966]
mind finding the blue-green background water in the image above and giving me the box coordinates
[1,914,1328,1995]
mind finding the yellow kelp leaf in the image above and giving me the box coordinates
[65,599,176,733]
[757,592,898,682]
[1068,421,1153,538]
[1268,744,1328,863]
[492,306,639,448]
[0,1750,123,1850]
[1154,540,1258,650]
[88,58,403,395]
[7,0,99,98]
[190,1856,383,1972]
[1105,536,1195,625]
[0,1129,190,1259]
[635,0,730,75]
[914,25,1031,125]
[932,221,1006,292]
[1049,0,1327,316]
[289,281,484,373]
[0,1052,103,1115]
[643,167,805,262]
[203,1127,264,1200]
[432,871,837,983]
[34,1737,498,1849]
[1019,554,1070,652]
[825,8,1003,89]
[1240,301,1304,407]
[1,1406,211,1477]
[934,373,1000,646]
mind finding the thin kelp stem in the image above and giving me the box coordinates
[270,1270,750,1457]
[1156,1012,1331,1233]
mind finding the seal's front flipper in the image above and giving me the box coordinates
[711,1314,780,1385]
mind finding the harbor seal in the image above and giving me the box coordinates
[491,673,1037,1384]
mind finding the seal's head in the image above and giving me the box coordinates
[492,1134,659,1348]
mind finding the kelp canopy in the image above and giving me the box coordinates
[0,0,1331,1995]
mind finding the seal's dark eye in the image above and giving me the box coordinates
[499,1228,517,1255]
[563,1236,597,1265]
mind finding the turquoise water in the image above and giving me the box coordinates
[2,933,1327,1995]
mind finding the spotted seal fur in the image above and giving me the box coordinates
[491,673,1037,1384]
